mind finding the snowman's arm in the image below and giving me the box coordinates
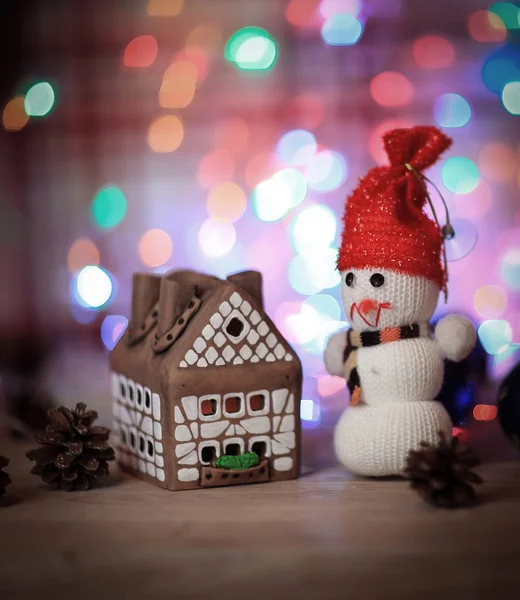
[434,314,477,363]
[324,330,348,377]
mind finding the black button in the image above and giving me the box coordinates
[345,272,355,287]
[370,273,385,288]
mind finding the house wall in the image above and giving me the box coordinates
[165,356,302,490]
[109,370,174,489]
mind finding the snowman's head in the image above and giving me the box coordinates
[341,268,439,331]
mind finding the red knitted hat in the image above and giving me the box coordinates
[337,126,452,289]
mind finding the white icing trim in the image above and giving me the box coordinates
[274,457,293,472]
[246,390,270,416]
[280,415,295,432]
[223,437,245,455]
[181,396,198,420]
[202,324,215,340]
[230,291,243,307]
[178,450,198,465]
[139,459,147,473]
[127,380,136,407]
[135,383,144,410]
[198,440,220,465]
[141,416,153,435]
[175,442,196,458]
[119,375,128,404]
[200,420,230,439]
[178,467,199,482]
[198,395,222,421]
[194,336,207,353]
[210,312,223,328]
[156,468,165,482]
[129,427,138,454]
[248,435,271,457]
[241,416,271,434]
[222,309,250,343]
[272,388,289,414]
[175,425,192,442]
[143,387,152,415]
[223,392,246,418]
[154,421,162,440]
[174,406,185,423]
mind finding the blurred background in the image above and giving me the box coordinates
[1,0,519,446]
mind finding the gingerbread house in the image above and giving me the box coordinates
[109,269,302,490]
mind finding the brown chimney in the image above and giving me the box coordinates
[227,270,263,308]
[156,277,196,338]
[129,273,162,332]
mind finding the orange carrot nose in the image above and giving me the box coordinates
[358,298,378,316]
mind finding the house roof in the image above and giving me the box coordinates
[123,269,297,369]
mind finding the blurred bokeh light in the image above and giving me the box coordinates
[3,0,520,427]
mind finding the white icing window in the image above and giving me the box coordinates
[223,393,245,418]
[224,437,245,456]
[222,309,250,343]
[198,395,222,422]
[119,375,128,404]
[127,380,136,407]
[248,436,271,458]
[128,427,138,454]
[138,432,147,458]
[143,387,152,415]
[198,441,220,465]
[246,390,270,416]
[120,424,129,449]
[146,435,155,461]
[136,384,144,410]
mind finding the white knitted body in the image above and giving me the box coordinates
[326,268,475,477]
[334,401,452,476]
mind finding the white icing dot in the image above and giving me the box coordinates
[214,332,226,348]
[250,310,261,325]
[205,347,218,364]
[210,313,223,328]
[194,337,207,353]
[256,343,268,359]
[247,329,259,345]
[240,345,253,360]
[258,322,269,336]
[202,324,215,340]
[241,301,252,316]
[220,301,232,316]
[230,292,243,307]
[185,350,198,365]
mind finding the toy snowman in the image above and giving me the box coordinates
[324,126,477,477]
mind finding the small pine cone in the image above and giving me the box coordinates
[26,403,115,491]
[404,431,483,509]
[0,456,12,498]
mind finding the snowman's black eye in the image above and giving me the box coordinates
[370,273,385,288]
[345,272,355,287]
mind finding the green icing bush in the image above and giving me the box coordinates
[214,452,259,470]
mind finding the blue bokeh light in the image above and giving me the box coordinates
[276,130,317,165]
[321,14,364,46]
[434,93,472,128]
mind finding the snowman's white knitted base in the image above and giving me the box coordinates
[334,401,452,477]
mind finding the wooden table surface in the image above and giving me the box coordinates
[1,417,520,600]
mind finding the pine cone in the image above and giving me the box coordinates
[0,456,11,498]
[404,431,483,508]
[26,403,115,491]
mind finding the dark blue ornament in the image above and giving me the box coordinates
[497,362,520,452]
[434,319,487,427]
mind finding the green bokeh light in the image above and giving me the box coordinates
[91,185,127,229]
[24,82,55,117]
[225,27,277,71]
[441,157,480,195]
[489,2,520,30]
